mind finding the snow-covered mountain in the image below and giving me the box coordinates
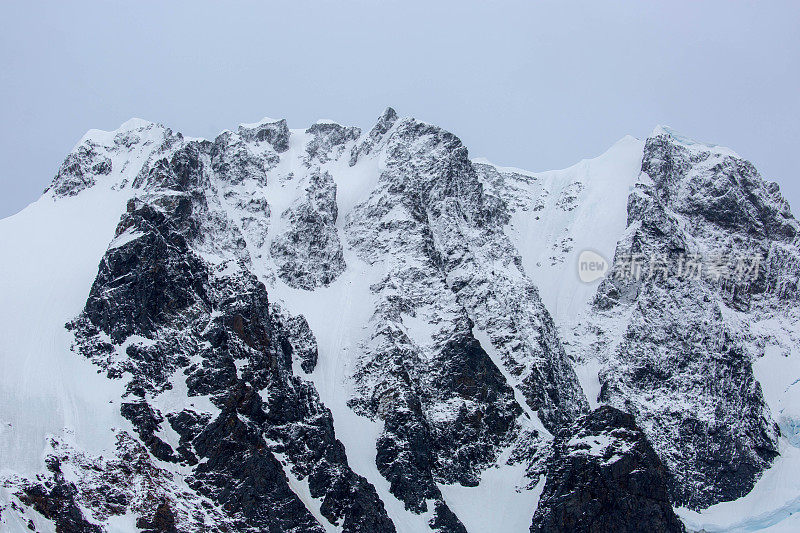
[0,109,797,532]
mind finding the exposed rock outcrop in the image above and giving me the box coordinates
[531,406,685,533]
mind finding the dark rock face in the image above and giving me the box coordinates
[429,500,469,533]
[120,400,181,463]
[344,114,587,528]
[18,458,103,533]
[270,302,319,373]
[580,129,795,508]
[531,406,685,533]
[642,135,796,243]
[270,170,346,289]
[80,195,209,346]
[188,401,328,533]
[237,118,290,152]
[63,173,395,531]
[211,130,276,186]
[13,433,235,532]
[595,280,780,508]
[546,128,800,518]
[136,501,178,533]
[47,142,112,197]
[306,121,361,163]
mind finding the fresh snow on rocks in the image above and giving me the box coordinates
[1,111,799,532]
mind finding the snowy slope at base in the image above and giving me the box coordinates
[437,456,545,533]
[0,185,133,475]
[760,513,800,533]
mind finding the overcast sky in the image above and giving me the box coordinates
[1,1,798,218]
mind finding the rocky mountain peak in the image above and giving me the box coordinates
[349,106,399,165]
[642,126,798,242]
[3,110,800,532]
[237,117,290,151]
[531,405,686,533]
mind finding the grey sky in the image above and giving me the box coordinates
[1,1,798,218]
